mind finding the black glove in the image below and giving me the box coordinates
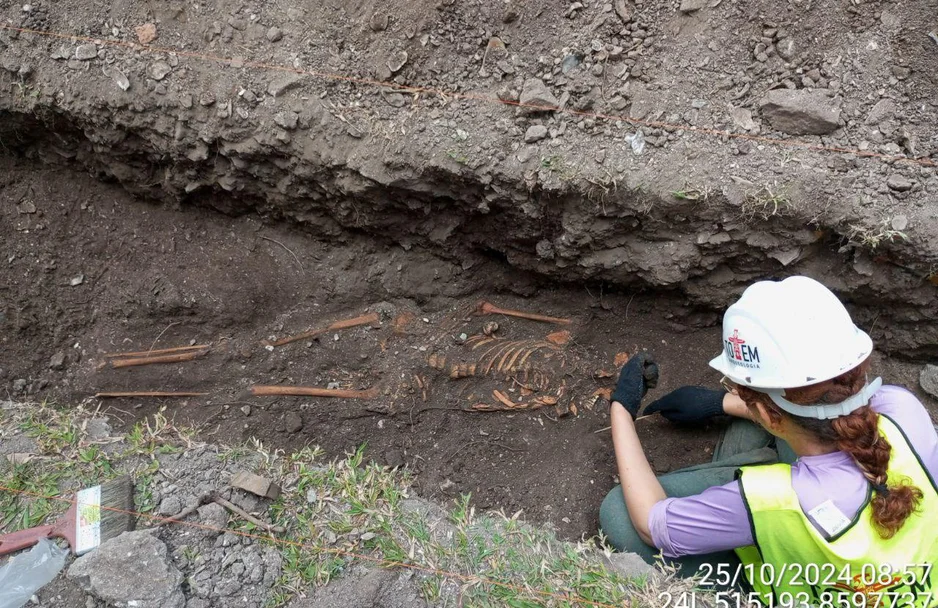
[642,386,725,423]
[611,352,659,418]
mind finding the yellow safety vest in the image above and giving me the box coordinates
[735,415,938,608]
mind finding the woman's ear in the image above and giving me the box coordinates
[753,401,785,432]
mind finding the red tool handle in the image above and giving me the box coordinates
[0,524,56,556]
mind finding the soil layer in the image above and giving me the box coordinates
[1,0,937,358]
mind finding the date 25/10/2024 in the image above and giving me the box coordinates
[695,562,933,590]
[657,563,934,608]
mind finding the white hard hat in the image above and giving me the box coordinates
[709,276,873,391]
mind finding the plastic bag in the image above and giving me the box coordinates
[0,538,68,608]
[625,129,645,155]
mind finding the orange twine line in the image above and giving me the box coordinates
[0,24,934,169]
[0,483,628,608]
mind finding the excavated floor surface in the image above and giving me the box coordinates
[3,158,935,540]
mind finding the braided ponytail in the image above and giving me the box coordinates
[737,359,923,539]
[828,405,923,538]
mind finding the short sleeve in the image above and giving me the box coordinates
[648,481,754,558]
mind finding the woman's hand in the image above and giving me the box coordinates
[611,353,659,418]
[642,386,726,423]
[643,387,753,423]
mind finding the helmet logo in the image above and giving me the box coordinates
[725,329,760,368]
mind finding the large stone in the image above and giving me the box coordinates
[287,566,427,608]
[524,125,548,143]
[729,106,756,131]
[679,0,706,12]
[49,351,66,370]
[284,411,303,432]
[274,111,299,130]
[886,174,913,192]
[266,26,283,42]
[627,85,657,121]
[135,23,158,44]
[759,89,841,135]
[85,417,112,440]
[198,501,229,532]
[148,61,172,81]
[920,365,938,399]
[105,66,131,91]
[68,531,185,608]
[775,38,797,60]
[602,551,654,579]
[865,98,896,125]
[268,74,304,97]
[387,51,408,73]
[74,44,98,60]
[614,0,633,23]
[158,494,183,516]
[519,78,559,112]
[370,13,390,31]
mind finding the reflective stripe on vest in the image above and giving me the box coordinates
[735,415,938,608]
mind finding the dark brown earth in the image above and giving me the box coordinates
[3,158,935,541]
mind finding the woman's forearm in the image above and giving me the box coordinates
[722,392,752,420]
[610,404,667,545]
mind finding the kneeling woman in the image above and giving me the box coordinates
[600,276,938,605]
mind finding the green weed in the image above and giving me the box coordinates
[540,155,580,181]
[445,148,470,165]
[671,186,711,201]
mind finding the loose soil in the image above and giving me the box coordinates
[3,158,935,541]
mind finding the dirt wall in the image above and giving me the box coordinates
[1,0,937,355]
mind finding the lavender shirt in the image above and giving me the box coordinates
[649,386,938,557]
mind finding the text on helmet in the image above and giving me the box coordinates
[725,329,761,368]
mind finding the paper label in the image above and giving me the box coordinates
[74,485,101,554]
[808,499,851,537]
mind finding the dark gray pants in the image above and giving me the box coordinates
[598,419,796,578]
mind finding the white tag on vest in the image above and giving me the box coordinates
[808,499,851,537]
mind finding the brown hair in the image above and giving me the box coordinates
[737,358,923,539]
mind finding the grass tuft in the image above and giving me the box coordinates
[740,186,791,221]
[845,218,910,250]
[0,402,196,532]
[259,445,695,608]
